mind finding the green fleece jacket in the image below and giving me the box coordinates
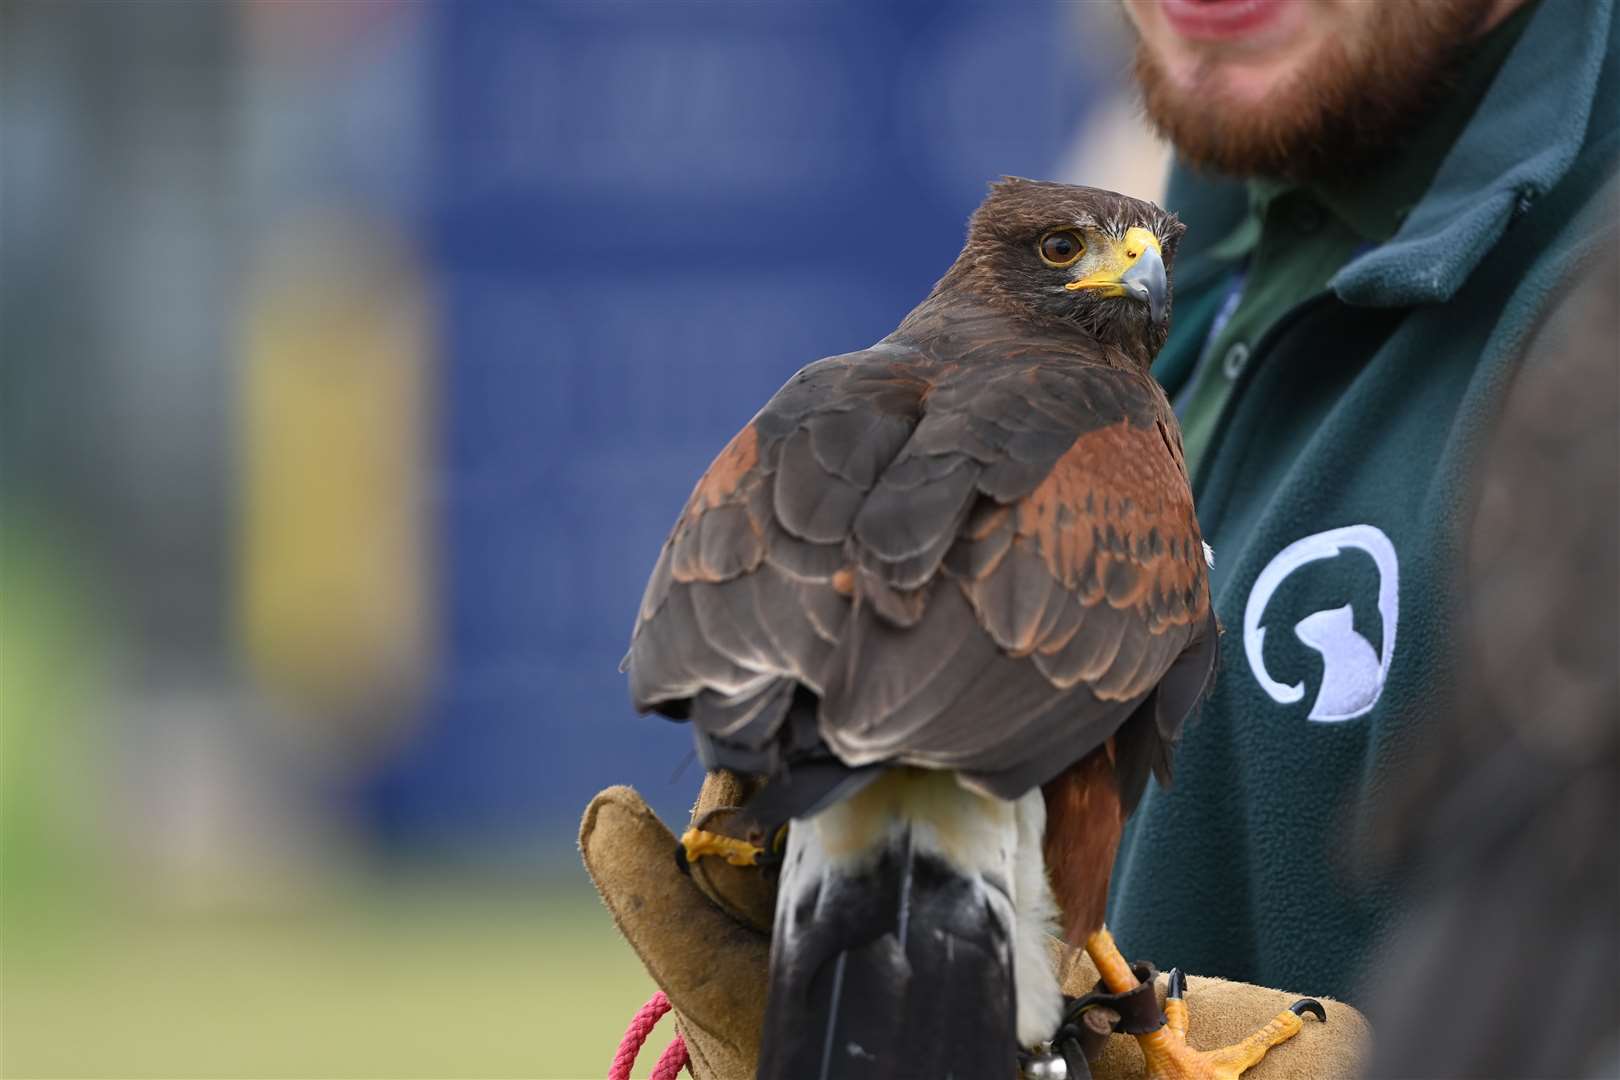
[1109,0,1620,1005]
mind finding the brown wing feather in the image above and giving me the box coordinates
[961,417,1209,697]
[626,348,930,742]
[628,327,1214,801]
[817,359,1212,797]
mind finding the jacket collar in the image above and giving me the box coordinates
[1333,0,1616,306]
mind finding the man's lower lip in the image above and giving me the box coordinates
[1158,0,1284,41]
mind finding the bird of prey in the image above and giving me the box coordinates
[625,179,1313,1079]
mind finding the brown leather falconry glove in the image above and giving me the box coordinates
[580,772,1369,1080]
[580,773,770,1079]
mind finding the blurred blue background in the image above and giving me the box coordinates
[1,2,1165,1075]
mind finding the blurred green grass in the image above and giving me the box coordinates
[2,881,662,1079]
[2,526,679,1078]
[2,539,672,1080]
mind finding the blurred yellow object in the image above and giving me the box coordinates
[238,213,434,756]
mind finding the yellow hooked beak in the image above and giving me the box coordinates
[1065,226,1168,323]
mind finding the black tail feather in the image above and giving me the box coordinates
[758,828,1016,1080]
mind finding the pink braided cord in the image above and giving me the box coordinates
[609,990,690,1080]
[651,1031,690,1080]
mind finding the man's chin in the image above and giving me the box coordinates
[1163,55,1297,115]
[1130,0,1490,183]
[1133,44,1325,180]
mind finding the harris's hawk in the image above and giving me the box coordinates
[624,179,1315,1079]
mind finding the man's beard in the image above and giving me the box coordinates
[1132,0,1494,184]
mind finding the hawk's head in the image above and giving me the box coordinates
[939,177,1187,365]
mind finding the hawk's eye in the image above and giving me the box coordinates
[1039,230,1084,268]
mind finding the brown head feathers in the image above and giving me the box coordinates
[927,177,1187,367]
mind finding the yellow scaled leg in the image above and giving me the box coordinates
[1084,928,1324,1080]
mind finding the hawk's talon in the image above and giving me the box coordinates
[1164,967,1189,1039]
[1289,998,1327,1022]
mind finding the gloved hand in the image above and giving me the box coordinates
[580,775,1369,1079]
[580,773,770,1079]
